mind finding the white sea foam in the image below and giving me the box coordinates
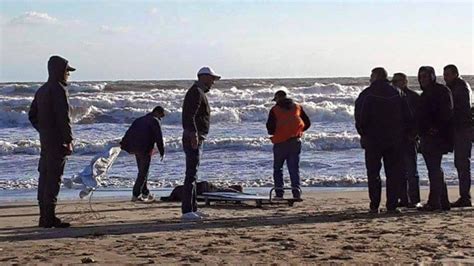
[0,81,363,127]
[0,132,360,156]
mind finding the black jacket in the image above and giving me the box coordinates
[354,79,412,150]
[417,82,454,154]
[120,113,164,156]
[447,77,472,129]
[28,56,73,148]
[266,98,311,135]
[401,87,421,144]
[182,81,211,139]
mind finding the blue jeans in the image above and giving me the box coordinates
[181,138,203,214]
[273,138,301,197]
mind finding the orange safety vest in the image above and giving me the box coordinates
[270,104,305,144]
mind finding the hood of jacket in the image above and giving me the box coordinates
[48,56,70,85]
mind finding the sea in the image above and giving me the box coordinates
[1,76,473,200]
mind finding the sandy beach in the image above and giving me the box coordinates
[0,187,473,264]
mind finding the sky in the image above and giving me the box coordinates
[0,0,472,82]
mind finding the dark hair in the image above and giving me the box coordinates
[152,106,165,114]
[392,72,407,81]
[443,64,459,76]
[371,67,388,80]
[418,66,436,82]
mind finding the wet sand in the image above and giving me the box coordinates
[0,187,473,264]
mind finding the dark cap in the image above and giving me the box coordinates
[272,90,287,101]
[66,65,76,72]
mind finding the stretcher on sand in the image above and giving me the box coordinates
[197,188,303,207]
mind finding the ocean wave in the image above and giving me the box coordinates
[0,81,361,128]
[0,133,360,156]
[0,82,107,94]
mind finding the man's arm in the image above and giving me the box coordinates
[300,107,311,131]
[52,86,73,144]
[28,96,39,131]
[152,118,165,157]
[266,108,276,135]
[452,81,472,118]
[439,86,454,124]
[354,91,369,136]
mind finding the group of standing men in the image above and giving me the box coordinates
[355,65,472,213]
[28,55,471,227]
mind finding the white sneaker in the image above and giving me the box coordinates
[142,194,156,203]
[194,211,209,218]
[181,212,202,221]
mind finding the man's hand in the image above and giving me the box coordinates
[63,142,73,156]
[190,134,199,150]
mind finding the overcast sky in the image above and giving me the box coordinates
[0,0,472,82]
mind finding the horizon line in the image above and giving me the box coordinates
[2,74,473,83]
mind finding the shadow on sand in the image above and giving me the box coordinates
[1,207,471,242]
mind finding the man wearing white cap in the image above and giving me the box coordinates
[181,66,221,220]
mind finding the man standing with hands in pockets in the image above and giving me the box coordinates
[181,67,221,221]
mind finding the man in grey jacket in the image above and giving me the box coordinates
[29,55,75,228]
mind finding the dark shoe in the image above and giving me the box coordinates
[386,209,401,214]
[369,208,379,214]
[417,203,441,212]
[44,217,71,228]
[406,202,418,209]
[450,198,472,208]
[292,188,301,200]
[43,204,71,228]
[397,201,409,208]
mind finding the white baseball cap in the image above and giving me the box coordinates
[197,66,221,80]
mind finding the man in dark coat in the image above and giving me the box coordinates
[28,55,75,228]
[355,67,412,214]
[443,64,472,208]
[391,73,421,208]
[417,66,454,211]
[181,66,220,221]
[120,106,165,202]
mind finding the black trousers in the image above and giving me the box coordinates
[37,145,66,224]
[181,138,202,214]
[37,149,66,206]
[365,145,402,211]
[132,153,151,197]
[453,127,472,200]
[399,142,421,205]
[422,152,450,209]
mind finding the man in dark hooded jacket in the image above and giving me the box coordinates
[120,106,165,202]
[417,66,454,211]
[266,90,311,199]
[443,64,472,207]
[354,67,412,214]
[28,55,75,228]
